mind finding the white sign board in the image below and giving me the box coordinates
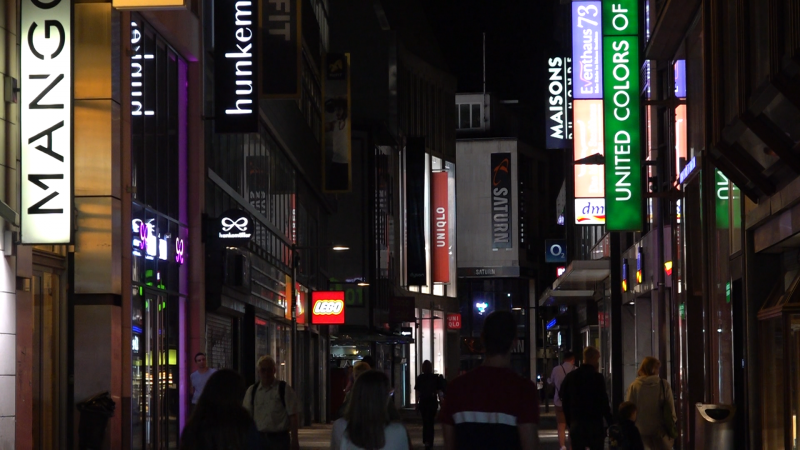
[21,0,72,244]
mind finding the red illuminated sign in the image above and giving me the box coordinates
[432,172,450,283]
[447,313,462,330]
[311,291,346,325]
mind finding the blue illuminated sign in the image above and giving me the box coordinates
[475,302,489,315]
[679,156,696,184]
[546,318,557,330]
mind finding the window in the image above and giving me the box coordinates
[457,103,482,129]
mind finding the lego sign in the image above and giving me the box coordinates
[447,313,462,330]
[311,291,346,325]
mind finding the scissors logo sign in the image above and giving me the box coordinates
[217,209,253,245]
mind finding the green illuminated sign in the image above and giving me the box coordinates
[603,0,638,36]
[603,35,641,231]
[715,170,730,229]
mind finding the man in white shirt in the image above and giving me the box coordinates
[244,355,301,450]
[189,353,216,413]
[548,351,576,450]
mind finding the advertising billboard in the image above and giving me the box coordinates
[21,0,72,244]
[311,291,346,325]
[432,172,450,283]
[261,0,301,98]
[572,1,603,99]
[406,138,427,286]
[215,0,258,133]
[322,53,352,192]
[491,153,513,249]
[603,1,641,231]
[546,57,573,149]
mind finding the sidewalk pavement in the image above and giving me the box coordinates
[299,405,563,450]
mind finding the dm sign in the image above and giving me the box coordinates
[311,291,346,325]
[217,209,253,246]
[21,0,72,244]
[603,0,641,231]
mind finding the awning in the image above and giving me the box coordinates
[538,259,610,306]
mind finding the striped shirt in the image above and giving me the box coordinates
[441,366,539,450]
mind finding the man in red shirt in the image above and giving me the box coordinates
[440,311,540,450]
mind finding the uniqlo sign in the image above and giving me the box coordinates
[447,313,462,330]
[311,291,345,325]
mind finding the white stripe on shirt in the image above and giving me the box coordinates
[452,411,518,426]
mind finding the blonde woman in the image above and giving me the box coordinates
[331,370,410,450]
[625,357,677,450]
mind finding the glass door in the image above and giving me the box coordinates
[132,289,179,449]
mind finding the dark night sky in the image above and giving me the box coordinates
[422,0,557,107]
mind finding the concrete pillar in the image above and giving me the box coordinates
[72,3,123,449]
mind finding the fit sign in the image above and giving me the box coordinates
[311,291,346,325]
[603,0,641,231]
[215,0,258,133]
[21,0,72,244]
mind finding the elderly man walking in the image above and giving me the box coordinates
[244,355,301,450]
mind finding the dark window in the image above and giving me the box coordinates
[471,104,481,128]
[459,104,470,129]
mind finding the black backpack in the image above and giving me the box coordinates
[250,380,286,410]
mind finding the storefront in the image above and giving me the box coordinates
[128,15,189,449]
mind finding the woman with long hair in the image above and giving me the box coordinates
[180,369,261,450]
[625,357,677,450]
[331,370,410,450]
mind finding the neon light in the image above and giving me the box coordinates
[664,261,673,276]
[679,156,696,184]
[636,248,643,283]
[546,319,557,329]
[132,325,143,334]
[158,237,168,261]
[175,237,185,264]
[131,22,155,117]
[557,266,566,277]
[475,302,489,315]
[622,260,628,292]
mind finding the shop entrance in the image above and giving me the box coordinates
[132,289,180,450]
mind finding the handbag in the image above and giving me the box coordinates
[660,378,678,439]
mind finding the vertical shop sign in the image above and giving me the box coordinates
[406,138,427,286]
[715,170,730,229]
[572,2,603,99]
[546,57,573,149]
[573,99,605,225]
[21,0,72,244]
[261,0,301,98]
[215,0,258,133]
[322,53,351,192]
[491,153,513,249]
[603,1,641,231]
[431,172,449,283]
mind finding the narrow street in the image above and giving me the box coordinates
[299,406,564,450]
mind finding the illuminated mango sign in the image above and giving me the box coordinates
[311,291,345,325]
[603,0,641,231]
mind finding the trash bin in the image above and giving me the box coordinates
[695,403,736,450]
[77,391,116,450]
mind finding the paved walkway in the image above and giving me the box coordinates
[299,406,564,450]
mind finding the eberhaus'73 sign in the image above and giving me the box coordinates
[21,0,72,244]
[603,0,641,231]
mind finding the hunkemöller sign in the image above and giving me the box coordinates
[603,0,641,231]
[215,0,258,133]
[21,0,72,244]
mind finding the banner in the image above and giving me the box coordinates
[21,0,72,244]
[322,53,351,192]
[546,57,573,149]
[215,0,258,133]
[261,0,301,98]
[432,172,450,283]
[603,0,641,231]
[406,138,427,286]
[572,1,603,99]
[491,153,512,249]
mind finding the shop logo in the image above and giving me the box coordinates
[313,300,344,315]
[311,291,346,325]
[575,199,606,224]
[475,302,489,315]
[221,216,249,232]
[447,313,462,330]
[217,209,253,245]
[175,238,185,264]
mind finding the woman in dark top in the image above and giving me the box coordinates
[180,369,262,450]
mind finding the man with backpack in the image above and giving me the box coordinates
[548,351,576,450]
[244,355,301,450]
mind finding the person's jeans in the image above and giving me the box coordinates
[419,402,438,446]
[569,420,605,450]
[260,431,290,450]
